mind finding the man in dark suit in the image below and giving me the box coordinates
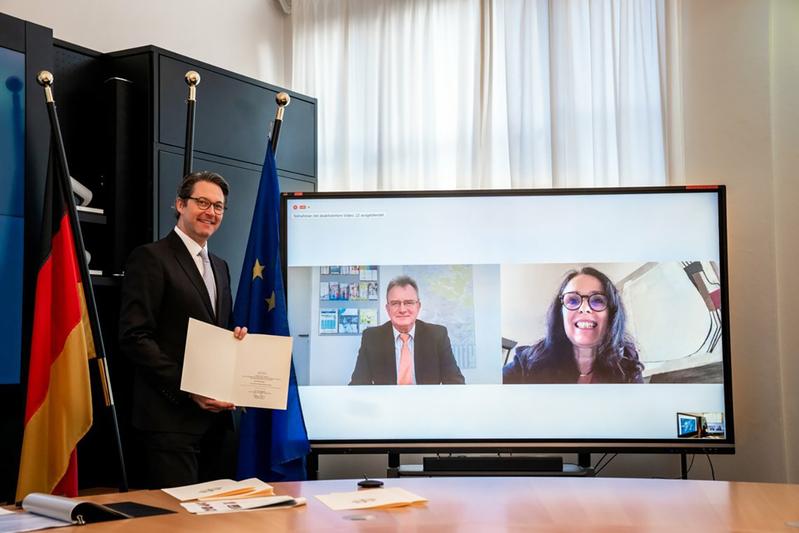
[119,171,247,488]
[349,275,465,385]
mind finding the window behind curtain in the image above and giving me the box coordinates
[292,0,670,191]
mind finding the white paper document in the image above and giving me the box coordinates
[197,478,275,501]
[181,318,293,409]
[0,512,71,533]
[315,487,427,511]
[181,496,306,515]
[162,478,274,502]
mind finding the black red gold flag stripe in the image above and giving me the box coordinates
[15,142,94,501]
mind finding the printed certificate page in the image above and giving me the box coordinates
[181,318,293,409]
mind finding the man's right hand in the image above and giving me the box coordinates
[190,393,235,412]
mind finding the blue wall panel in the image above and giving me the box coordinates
[0,46,24,384]
[0,215,23,384]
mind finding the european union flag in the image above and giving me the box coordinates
[233,140,310,481]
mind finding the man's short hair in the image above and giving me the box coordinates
[174,170,230,219]
[386,275,419,300]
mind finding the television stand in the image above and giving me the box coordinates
[386,453,595,478]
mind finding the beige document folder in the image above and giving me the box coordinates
[180,318,293,409]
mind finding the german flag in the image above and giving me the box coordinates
[16,142,94,501]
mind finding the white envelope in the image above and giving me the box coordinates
[315,487,427,510]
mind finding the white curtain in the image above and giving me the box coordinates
[291,0,676,191]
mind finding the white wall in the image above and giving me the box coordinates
[0,0,290,87]
[771,0,799,484]
[676,0,794,483]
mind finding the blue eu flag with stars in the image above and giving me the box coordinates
[234,140,310,481]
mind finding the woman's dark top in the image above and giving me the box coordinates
[502,341,644,384]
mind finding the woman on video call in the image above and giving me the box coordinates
[503,267,644,384]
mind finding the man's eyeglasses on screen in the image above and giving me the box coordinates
[388,300,419,309]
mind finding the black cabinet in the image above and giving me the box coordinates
[105,46,317,282]
[157,55,317,178]
[52,43,318,278]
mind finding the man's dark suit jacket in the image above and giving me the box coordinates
[349,320,465,385]
[119,230,233,435]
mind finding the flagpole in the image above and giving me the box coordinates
[183,71,200,176]
[36,71,129,492]
[234,90,310,482]
[270,92,290,154]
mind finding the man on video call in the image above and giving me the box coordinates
[349,275,465,385]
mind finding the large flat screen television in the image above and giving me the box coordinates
[282,186,733,454]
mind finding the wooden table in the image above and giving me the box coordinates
[70,477,799,531]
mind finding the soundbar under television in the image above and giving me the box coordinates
[282,186,734,453]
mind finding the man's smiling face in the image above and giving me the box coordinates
[175,180,225,246]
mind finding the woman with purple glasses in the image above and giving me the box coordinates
[503,267,644,384]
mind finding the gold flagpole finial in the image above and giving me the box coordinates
[185,70,201,101]
[36,70,53,86]
[36,70,54,103]
[275,92,290,121]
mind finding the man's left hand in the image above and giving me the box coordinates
[190,393,235,412]
[233,326,248,340]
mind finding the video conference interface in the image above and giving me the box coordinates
[284,191,730,444]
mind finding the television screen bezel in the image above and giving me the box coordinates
[281,185,735,455]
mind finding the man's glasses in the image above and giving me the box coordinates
[560,292,608,312]
[388,299,419,309]
[186,196,227,215]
